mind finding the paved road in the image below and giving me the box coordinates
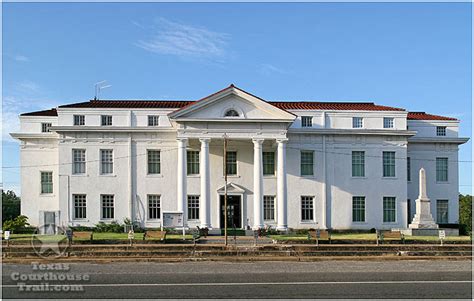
[2,260,472,299]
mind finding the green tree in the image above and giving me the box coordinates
[2,189,21,222]
[459,194,472,235]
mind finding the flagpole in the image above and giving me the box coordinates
[224,134,228,246]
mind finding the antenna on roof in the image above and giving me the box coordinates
[94,80,112,100]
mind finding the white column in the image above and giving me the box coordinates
[276,138,288,231]
[199,138,211,228]
[177,138,188,222]
[253,138,264,229]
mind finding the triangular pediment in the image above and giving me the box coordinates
[169,85,295,122]
[217,183,246,194]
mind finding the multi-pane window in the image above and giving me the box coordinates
[73,115,85,126]
[101,115,112,126]
[436,200,449,224]
[383,197,396,223]
[187,195,200,220]
[73,194,87,219]
[383,151,396,177]
[352,151,365,177]
[436,157,448,182]
[100,150,113,174]
[147,150,161,174]
[352,117,363,128]
[187,151,200,175]
[352,196,365,222]
[148,195,161,220]
[148,115,160,126]
[263,196,275,221]
[40,171,53,194]
[407,157,411,181]
[101,195,114,219]
[41,123,52,133]
[263,152,275,175]
[301,116,313,128]
[225,151,237,176]
[436,126,447,136]
[301,196,314,221]
[383,117,394,129]
[300,151,314,176]
[72,149,86,174]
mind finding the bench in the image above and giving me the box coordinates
[72,231,93,243]
[308,229,331,245]
[143,230,166,241]
[377,230,404,245]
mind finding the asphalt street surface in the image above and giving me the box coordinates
[2,260,472,299]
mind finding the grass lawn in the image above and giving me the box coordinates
[4,232,471,242]
[5,233,192,241]
[270,233,471,241]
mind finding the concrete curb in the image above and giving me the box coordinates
[2,255,472,264]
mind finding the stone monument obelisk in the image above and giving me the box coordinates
[407,168,439,235]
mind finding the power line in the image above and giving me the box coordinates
[1,140,472,170]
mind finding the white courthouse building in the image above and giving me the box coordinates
[11,85,469,231]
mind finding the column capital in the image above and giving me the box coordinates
[276,138,289,144]
[252,138,264,145]
[199,138,211,144]
[177,137,189,142]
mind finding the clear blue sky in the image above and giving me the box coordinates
[2,2,472,195]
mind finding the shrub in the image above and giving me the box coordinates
[70,226,95,232]
[94,221,124,233]
[2,215,30,232]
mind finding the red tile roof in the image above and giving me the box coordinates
[407,112,457,121]
[270,101,405,111]
[59,100,193,109]
[55,100,406,111]
[20,108,58,117]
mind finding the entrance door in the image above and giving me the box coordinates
[43,211,56,234]
[220,195,242,229]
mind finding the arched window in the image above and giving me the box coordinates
[224,109,239,117]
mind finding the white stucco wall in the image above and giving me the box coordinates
[13,103,466,230]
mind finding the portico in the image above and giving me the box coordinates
[169,85,296,230]
[174,136,290,230]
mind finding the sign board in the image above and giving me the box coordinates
[161,211,186,240]
[128,230,135,240]
[439,230,446,239]
[4,230,10,240]
[162,212,184,228]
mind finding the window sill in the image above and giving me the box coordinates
[100,219,115,222]
[300,221,317,224]
[351,176,367,179]
[263,175,276,179]
[436,181,450,184]
[187,175,200,178]
[382,177,397,180]
[72,219,89,222]
[223,175,240,178]
[39,193,54,197]
[352,222,367,224]
[147,174,163,178]
[99,174,116,177]
[71,174,88,177]
[382,222,398,225]
[300,175,316,178]
[146,219,161,222]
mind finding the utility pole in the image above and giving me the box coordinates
[223,134,228,246]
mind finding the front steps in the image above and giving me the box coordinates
[2,244,472,262]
